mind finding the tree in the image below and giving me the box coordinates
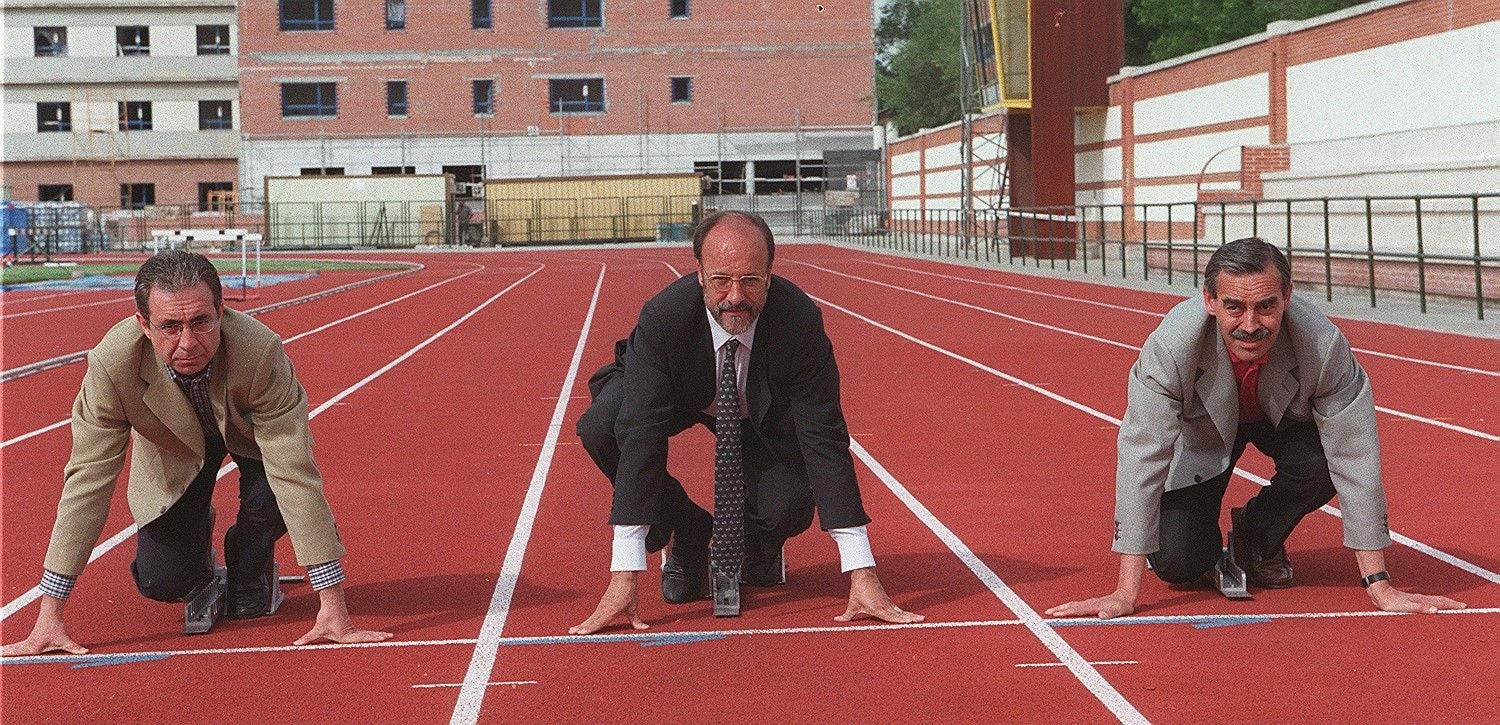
[1128,0,1370,64]
[875,0,962,137]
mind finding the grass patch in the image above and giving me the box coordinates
[2,259,405,286]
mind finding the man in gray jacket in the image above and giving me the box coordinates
[1048,237,1463,618]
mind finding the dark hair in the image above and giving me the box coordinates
[1204,237,1291,296]
[134,250,223,321]
[692,210,775,266]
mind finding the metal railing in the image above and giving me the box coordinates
[825,193,1499,320]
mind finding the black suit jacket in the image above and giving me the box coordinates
[595,273,869,531]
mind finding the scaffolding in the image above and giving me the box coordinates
[70,88,127,198]
[960,0,1010,246]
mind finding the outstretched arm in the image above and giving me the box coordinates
[1046,554,1147,620]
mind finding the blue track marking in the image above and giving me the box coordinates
[1049,615,1273,628]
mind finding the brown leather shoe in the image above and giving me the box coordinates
[1230,506,1295,589]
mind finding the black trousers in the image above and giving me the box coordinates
[576,373,815,554]
[131,438,288,602]
[1149,418,1337,584]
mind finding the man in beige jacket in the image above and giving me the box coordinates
[4,251,389,654]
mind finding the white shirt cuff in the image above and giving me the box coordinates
[830,526,875,573]
[611,525,650,571]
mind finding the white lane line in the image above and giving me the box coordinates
[799,261,1500,443]
[414,681,536,690]
[1,296,132,319]
[849,438,1148,724]
[7,607,1495,666]
[1018,661,1137,668]
[450,264,606,725]
[1230,468,1500,584]
[0,264,542,621]
[0,264,481,451]
[860,259,1500,377]
[1,290,97,304]
[809,293,1500,585]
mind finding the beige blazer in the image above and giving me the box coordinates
[44,309,345,576]
[1112,294,1390,555]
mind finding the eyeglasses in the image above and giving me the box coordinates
[703,274,768,293]
[153,316,220,337]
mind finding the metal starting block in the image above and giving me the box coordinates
[184,553,228,634]
[1210,547,1253,600]
[711,572,741,617]
[265,560,287,616]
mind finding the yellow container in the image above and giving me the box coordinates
[483,173,701,246]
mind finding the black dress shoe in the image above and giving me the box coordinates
[1230,506,1294,589]
[742,535,786,587]
[225,525,273,619]
[661,511,712,604]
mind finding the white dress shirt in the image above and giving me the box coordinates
[610,306,877,573]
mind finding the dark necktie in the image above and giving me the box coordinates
[712,338,745,580]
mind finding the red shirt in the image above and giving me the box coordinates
[1230,351,1267,423]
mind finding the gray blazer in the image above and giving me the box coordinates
[1112,294,1391,555]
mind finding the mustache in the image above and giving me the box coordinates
[1230,327,1270,342]
[718,301,752,313]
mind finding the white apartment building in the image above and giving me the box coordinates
[2,0,240,209]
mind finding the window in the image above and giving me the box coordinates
[386,0,406,30]
[472,0,492,28]
[199,101,233,130]
[196,25,231,54]
[371,166,416,175]
[472,79,495,115]
[39,184,75,202]
[120,183,156,210]
[442,165,483,184]
[280,0,334,31]
[37,103,71,132]
[549,78,605,114]
[35,27,67,56]
[118,101,153,131]
[199,182,234,210]
[299,167,344,176]
[670,0,689,18]
[670,76,692,103]
[549,0,602,28]
[387,81,408,116]
[281,82,337,118]
[117,26,149,56]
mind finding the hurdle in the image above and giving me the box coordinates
[150,228,264,301]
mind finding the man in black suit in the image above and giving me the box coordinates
[569,211,923,633]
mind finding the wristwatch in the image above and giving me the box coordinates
[1360,570,1390,588]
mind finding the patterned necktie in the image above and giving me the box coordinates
[712,338,745,580]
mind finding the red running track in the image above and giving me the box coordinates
[1,245,1495,723]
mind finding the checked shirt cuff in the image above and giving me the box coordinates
[40,569,78,600]
[306,560,346,591]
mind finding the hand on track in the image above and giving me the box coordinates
[2,603,87,656]
[2,629,88,657]
[1368,584,1465,615]
[835,567,924,624]
[570,571,649,635]
[1045,591,1136,620]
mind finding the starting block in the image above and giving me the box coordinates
[711,572,741,617]
[1210,547,1253,600]
[184,551,228,634]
